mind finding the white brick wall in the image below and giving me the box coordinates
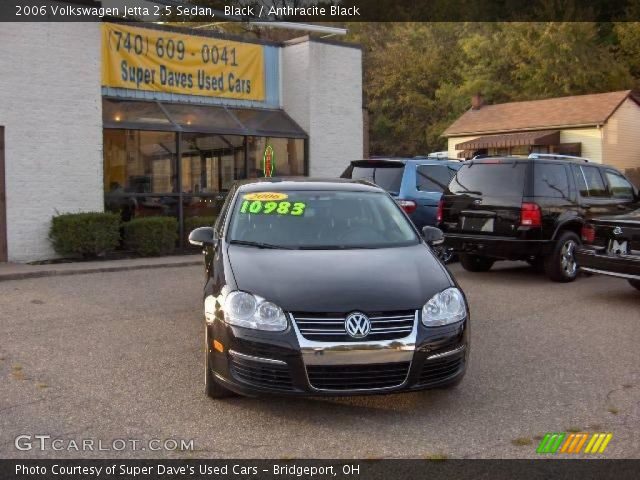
[0,23,103,262]
[282,39,363,177]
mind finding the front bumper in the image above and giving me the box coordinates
[576,247,640,280]
[444,233,552,260]
[207,312,468,396]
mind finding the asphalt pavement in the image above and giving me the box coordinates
[0,262,638,459]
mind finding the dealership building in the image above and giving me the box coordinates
[0,21,363,262]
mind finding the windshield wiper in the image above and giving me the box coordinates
[229,240,295,250]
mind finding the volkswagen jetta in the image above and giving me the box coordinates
[189,178,469,398]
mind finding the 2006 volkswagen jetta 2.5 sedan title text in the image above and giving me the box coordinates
[188,178,469,398]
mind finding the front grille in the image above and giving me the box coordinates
[292,310,415,342]
[417,354,464,386]
[306,362,410,391]
[229,357,294,391]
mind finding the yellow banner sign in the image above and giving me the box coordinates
[101,23,265,101]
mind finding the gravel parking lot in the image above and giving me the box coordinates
[0,262,638,459]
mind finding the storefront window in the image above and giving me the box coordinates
[104,130,177,194]
[247,137,305,178]
[180,133,245,194]
[104,122,306,247]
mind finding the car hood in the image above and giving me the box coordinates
[227,243,452,312]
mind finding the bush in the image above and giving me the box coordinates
[49,212,120,258]
[123,216,178,256]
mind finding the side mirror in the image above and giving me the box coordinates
[422,226,444,246]
[189,227,216,247]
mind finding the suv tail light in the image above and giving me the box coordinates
[396,199,417,214]
[436,198,444,224]
[581,224,596,243]
[520,203,541,227]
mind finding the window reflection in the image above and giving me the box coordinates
[247,137,304,178]
[104,130,177,194]
[180,134,245,194]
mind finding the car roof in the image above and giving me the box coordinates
[468,156,592,165]
[357,157,462,164]
[235,177,385,193]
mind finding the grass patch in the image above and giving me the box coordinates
[36,383,48,389]
[424,454,448,461]
[512,437,533,446]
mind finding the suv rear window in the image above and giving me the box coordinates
[449,161,526,197]
[346,163,405,193]
[533,163,569,198]
[417,165,458,193]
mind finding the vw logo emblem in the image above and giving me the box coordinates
[345,312,371,339]
[613,226,623,236]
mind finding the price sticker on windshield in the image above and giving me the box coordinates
[244,192,288,201]
[240,197,306,216]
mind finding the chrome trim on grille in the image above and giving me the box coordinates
[426,345,466,360]
[228,349,287,366]
[292,311,415,340]
[289,312,418,367]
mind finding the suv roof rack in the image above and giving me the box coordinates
[528,153,590,163]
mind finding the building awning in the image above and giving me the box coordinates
[455,130,560,150]
[102,98,308,139]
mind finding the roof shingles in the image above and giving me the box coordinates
[443,90,633,137]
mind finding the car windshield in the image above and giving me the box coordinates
[227,190,419,249]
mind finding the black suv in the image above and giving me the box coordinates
[440,154,639,282]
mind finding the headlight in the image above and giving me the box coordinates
[223,291,288,331]
[422,287,466,327]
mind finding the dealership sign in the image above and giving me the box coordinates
[101,23,265,101]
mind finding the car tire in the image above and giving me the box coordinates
[544,231,581,283]
[204,326,235,399]
[459,254,494,272]
[628,279,640,291]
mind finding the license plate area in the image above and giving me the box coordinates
[608,239,629,256]
[460,216,495,233]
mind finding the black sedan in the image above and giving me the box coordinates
[189,178,469,398]
[577,208,640,291]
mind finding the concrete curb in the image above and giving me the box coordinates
[0,258,202,282]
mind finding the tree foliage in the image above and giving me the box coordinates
[347,22,639,156]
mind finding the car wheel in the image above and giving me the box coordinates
[459,253,494,272]
[204,326,235,399]
[433,246,455,264]
[545,231,580,282]
[628,279,640,291]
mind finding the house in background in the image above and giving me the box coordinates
[443,90,640,185]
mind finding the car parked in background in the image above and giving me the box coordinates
[439,154,639,282]
[341,157,463,261]
[577,208,640,291]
